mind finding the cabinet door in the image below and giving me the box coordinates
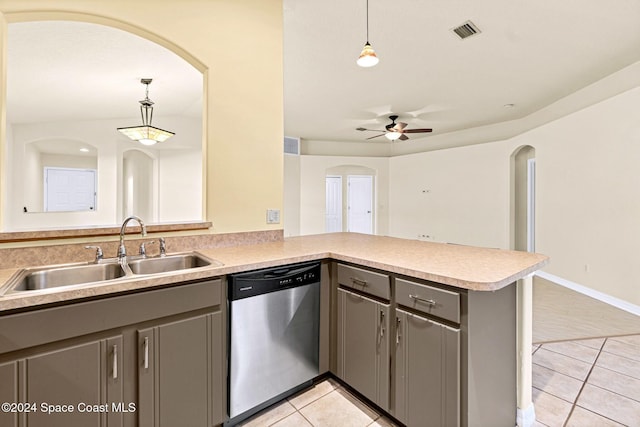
[0,361,18,427]
[337,288,390,410]
[24,336,123,427]
[138,312,221,427]
[394,309,459,427]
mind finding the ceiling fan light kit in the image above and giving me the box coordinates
[356,115,433,141]
[117,78,175,146]
[357,0,379,67]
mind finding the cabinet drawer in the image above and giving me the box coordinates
[337,263,390,300]
[395,278,460,323]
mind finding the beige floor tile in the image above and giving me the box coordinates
[288,379,340,410]
[603,339,640,362]
[271,411,313,427]
[533,348,593,381]
[532,388,572,427]
[300,388,379,427]
[587,366,640,402]
[577,384,640,426]
[532,364,583,403]
[565,406,624,427]
[574,337,606,350]
[532,277,640,343]
[239,401,297,427]
[541,341,600,364]
[609,334,640,348]
[596,351,640,380]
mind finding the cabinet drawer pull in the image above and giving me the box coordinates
[379,310,385,337]
[350,277,368,287]
[143,337,149,369]
[409,294,437,306]
[396,317,401,345]
[112,345,118,380]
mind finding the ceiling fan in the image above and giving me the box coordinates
[356,115,432,141]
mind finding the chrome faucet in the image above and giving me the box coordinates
[118,215,147,259]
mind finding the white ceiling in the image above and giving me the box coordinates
[283,0,640,151]
[6,2,640,156]
[6,21,202,125]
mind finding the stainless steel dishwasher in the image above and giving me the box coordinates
[227,262,321,424]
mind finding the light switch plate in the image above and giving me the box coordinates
[266,209,280,224]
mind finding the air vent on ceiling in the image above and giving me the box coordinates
[452,20,481,40]
[284,136,300,155]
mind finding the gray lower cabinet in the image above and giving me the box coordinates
[0,279,224,427]
[393,308,459,427]
[336,287,390,411]
[138,311,223,427]
[24,336,124,427]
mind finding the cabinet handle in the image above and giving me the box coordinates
[143,337,149,369]
[112,345,118,380]
[379,310,385,338]
[409,294,436,306]
[350,277,368,287]
[396,317,401,345]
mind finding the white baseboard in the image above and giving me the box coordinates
[535,271,640,317]
[516,403,536,427]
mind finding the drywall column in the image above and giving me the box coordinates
[516,274,535,426]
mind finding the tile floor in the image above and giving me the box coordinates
[532,334,640,427]
[239,378,394,427]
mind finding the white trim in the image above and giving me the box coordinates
[536,271,640,317]
[516,403,536,427]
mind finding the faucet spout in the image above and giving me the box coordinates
[118,215,147,259]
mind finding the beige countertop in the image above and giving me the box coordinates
[0,233,548,313]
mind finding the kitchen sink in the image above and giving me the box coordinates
[7,262,127,293]
[127,252,219,275]
[1,252,222,295]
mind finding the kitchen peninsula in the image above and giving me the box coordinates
[0,232,548,427]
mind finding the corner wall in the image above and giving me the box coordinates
[0,0,283,234]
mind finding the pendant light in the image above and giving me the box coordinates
[357,0,379,67]
[117,78,175,146]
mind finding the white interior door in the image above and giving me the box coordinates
[44,167,96,212]
[347,175,373,234]
[325,176,343,232]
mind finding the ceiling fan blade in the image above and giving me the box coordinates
[366,133,385,140]
[399,134,409,141]
[403,128,433,133]
[357,127,386,132]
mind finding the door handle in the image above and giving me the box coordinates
[396,317,401,345]
[379,310,385,338]
[143,337,149,369]
[112,345,118,380]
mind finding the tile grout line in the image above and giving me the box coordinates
[561,337,608,427]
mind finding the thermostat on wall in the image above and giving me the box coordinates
[266,209,280,224]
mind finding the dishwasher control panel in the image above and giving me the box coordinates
[228,262,321,301]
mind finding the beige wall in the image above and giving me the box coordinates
[0,0,284,234]
[389,141,511,247]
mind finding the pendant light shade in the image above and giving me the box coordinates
[357,0,379,67]
[357,42,379,67]
[118,79,174,146]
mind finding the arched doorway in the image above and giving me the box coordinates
[512,145,536,252]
